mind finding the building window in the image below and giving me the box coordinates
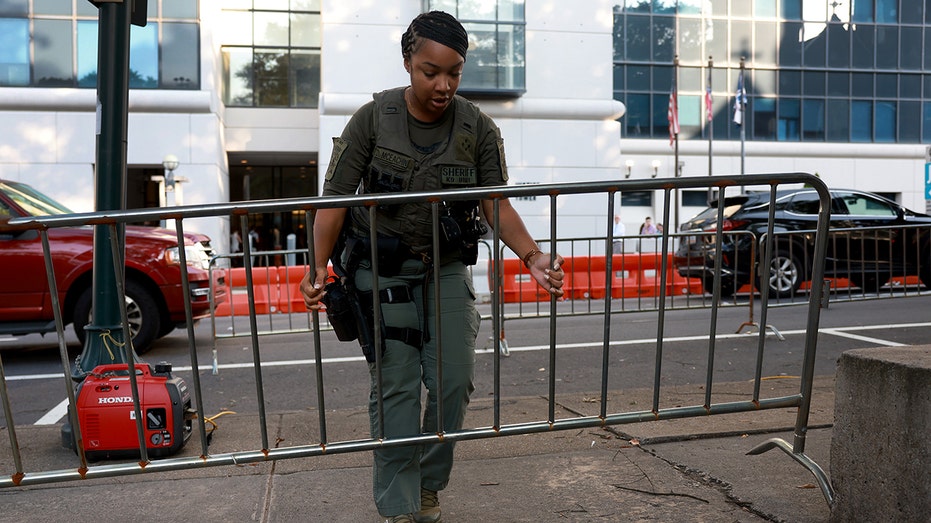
[428,0,526,96]
[220,1,321,108]
[1,0,199,89]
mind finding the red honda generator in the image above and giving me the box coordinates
[63,362,193,461]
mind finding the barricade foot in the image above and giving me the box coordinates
[736,321,785,341]
[747,437,835,507]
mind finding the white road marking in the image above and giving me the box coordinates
[819,329,905,347]
[18,321,931,425]
[34,398,70,426]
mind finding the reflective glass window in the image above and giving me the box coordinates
[923,103,931,142]
[731,21,751,63]
[900,74,921,98]
[898,101,920,142]
[291,13,321,47]
[782,0,801,19]
[0,18,28,86]
[803,99,825,141]
[851,101,873,142]
[678,18,702,62]
[653,16,675,61]
[654,0,676,15]
[254,49,289,106]
[220,10,253,46]
[875,102,896,142]
[827,22,850,68]
[803,71,825,96]
[34,0,70,15]
[624,0,650,13]
[162,0,197,19]
[876,73,896,98]
[900,26,921,70]
[754,21,777,66]
[802,30,825,67]
[876,0,897,23]
[732,1,750,17]
[627,65,650,90]
[852,73,873,96]
[223,47,253,105]
[624,93,651,137]
[129,23,158,88]
[779,70,801,96]
[710,0,727,16]
[33,19,72,87]
[779,22,802,66]
[876,26,897,69]
[677,94,701,136]
[0,0,26,16]
[289,49,320,107]
[254,11,289,46]
[76,20,98,88]
[753,98,776,140]
[626,15,650,61]
[778,98,800,141]
[754,68,776,95]
[852,0,873,22]
[708,19,728,63]
[828,72,849,96]
[851,24,874,68]
[754,0,776,17]
[827,99,850,141]
[652,92,673,135]
[162,23,199,89]
[654,66,673,91]
[677,0,702,15]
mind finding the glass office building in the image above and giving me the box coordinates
[614,0,931,144]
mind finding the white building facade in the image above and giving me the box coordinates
[1,0,929,254]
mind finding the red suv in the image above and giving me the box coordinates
[0,179,225,353]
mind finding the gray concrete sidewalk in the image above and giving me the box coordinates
[0,377,835,522]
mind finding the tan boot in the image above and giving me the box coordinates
[413,488,441,523]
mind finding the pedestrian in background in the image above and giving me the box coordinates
[639,216,657,235]
[612,214,626,254]
[299,11,565,523]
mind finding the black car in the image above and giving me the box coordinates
[674,187,931,298]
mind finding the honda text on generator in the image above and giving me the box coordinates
[62,363,193,461]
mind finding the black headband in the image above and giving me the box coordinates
[405,11,469,59]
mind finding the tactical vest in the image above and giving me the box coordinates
[350,87,481,254]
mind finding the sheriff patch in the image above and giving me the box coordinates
[372,147,413,172]
[440,165,477,185]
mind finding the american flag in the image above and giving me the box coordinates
[667,88,679,146]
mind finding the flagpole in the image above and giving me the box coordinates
[739,57,746,177]
[706,56,713,204]
[673,55,680,231]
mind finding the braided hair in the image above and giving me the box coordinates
[401,11,469,61]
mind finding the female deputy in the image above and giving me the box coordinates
[300,11,565,523]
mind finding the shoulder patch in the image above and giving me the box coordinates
[325,137,349,180]
[497,138,508,182]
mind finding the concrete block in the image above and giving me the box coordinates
[830,346,931,523]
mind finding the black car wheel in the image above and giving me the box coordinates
[73,279,161,354]
[761,248,803,299]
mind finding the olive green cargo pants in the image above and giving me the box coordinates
[354,258,480,517]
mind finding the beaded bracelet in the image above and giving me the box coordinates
[522,248,542,269]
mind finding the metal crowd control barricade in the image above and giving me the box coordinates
[0,173,837,505]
